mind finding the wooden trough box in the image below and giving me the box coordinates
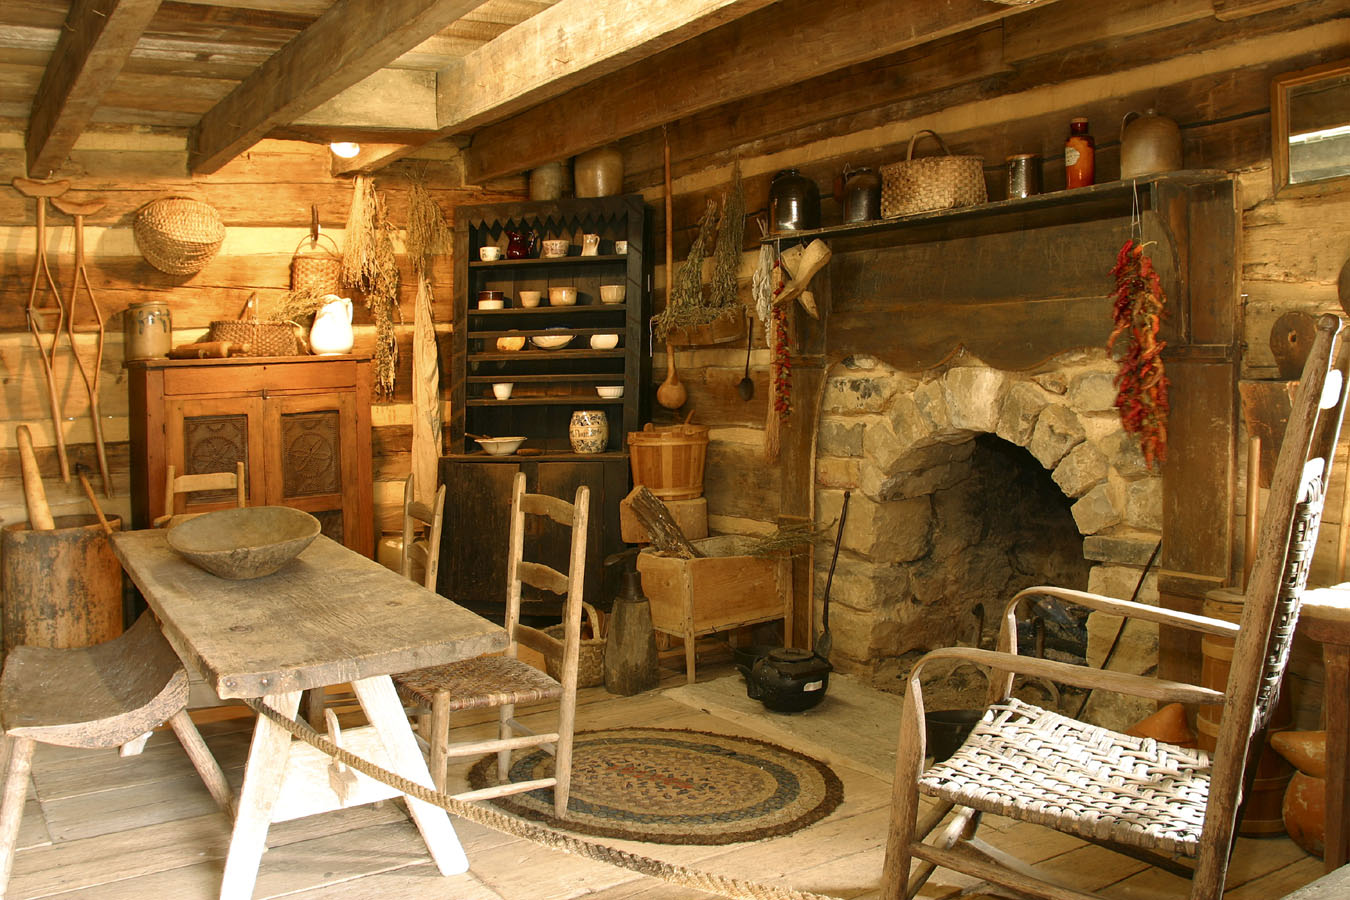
[636,535,793,684]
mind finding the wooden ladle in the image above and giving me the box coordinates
[657,341,687,409]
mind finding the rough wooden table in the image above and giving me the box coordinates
[111,529,507,900]
[1301,585,1350,871]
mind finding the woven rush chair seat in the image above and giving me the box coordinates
[919,698,1212,856]
[397,655,562,713]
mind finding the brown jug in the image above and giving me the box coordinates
[1120,110,1182,180]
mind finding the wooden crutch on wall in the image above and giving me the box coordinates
[13,177,72,483]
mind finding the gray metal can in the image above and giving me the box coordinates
[1006,154,1042,199]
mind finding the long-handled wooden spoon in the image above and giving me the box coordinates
[53,196,113,497]
[13,177,72,483]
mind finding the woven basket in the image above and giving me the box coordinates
[290,234,343,294]
[880,130,987,218]
[208,320,299,357]
[134,197,226,275]
[544,602,604,687]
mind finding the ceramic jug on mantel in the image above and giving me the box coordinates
[1120,110,1182,180]
[309,295,354,355]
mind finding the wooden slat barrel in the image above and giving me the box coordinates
[627,423,709,500]
[1,515,124,654]
[1200,589,1293,836]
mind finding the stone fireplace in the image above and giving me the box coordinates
[813,350,1165,728]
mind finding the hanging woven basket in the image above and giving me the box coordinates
[133,197,225,275]
[290,233,343,294]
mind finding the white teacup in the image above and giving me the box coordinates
[614,240,628,255]
[479,246,502,261]
[492,382,513,400]
[541,239,568,258]
[581,234,600,256]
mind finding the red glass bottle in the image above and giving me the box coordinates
[1065,117,1095,189]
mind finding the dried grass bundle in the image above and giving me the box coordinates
[708,163,746,311]
[653,198,717,343]
[341,175,400,398]
[407,178,449,272]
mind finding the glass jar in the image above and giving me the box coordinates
[1006,153,1042,199]
[768,168,820,233]
[124,300,172,360]
[842,166,882,223]
[569,410,608,454]
[1065,117,1095,189]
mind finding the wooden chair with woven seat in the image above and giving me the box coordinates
[881,313,1350,900]
[0,613,234,897]
[154,460,246,526]
[394,471,589,814]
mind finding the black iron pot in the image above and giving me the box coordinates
[740,648,832,713]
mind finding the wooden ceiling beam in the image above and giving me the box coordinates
[463,0,1059,184]
[187,0,489,175]
[25,0,163,178]
[340,0,779,176]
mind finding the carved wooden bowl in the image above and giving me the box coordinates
[166,506,321,579]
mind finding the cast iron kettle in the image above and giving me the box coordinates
[741,491,850,713]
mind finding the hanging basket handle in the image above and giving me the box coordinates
[292,232,342,258]
[905,129,954,161]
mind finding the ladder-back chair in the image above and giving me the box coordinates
[882,313,1350,900]
[402,474,446,590]
[395,472,589,814]
[155,460,246,526]
[0,614,234,898]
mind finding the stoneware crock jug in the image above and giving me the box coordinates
[505,227,537,259]
[1120,109,1182,180]
[309,295,354,356]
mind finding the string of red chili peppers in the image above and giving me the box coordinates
[1108,239,1170,470]
[770,258,792,420]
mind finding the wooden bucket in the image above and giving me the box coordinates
[1,515,124,654]
[627,423,710,500]
[1199,590,1293,836]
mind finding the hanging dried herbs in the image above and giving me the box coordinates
[341,175,400,398]
[406,178,449,274]
[708,163,746,311]
[653,198,717,343]
[1108,239,1170,469]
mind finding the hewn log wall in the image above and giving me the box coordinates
[0,126,522,534]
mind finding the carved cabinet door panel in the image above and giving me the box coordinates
[163,395,267,518]
[265,390,372,556]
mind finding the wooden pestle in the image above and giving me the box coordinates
[17,424,55,530]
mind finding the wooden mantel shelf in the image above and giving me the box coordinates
[765,170,1234,251]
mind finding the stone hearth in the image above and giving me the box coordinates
[814,350,1165,728]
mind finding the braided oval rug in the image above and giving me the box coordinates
[466,726,844,845]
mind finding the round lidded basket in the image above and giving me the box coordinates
[133,197,226,275]
[290,233,343,294]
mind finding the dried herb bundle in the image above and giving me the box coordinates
[406,178,449,273]
[708,163,746,311]
[654,198,717,343]
[341,175,400,397]
[746,519,833,557]
[264,286,329,324]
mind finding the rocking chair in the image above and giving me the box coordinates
[882,313,1350,900]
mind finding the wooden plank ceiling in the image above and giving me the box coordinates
[0,0,1329,181]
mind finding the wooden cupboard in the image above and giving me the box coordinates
[126,356,375,557]
[439,195,650,618]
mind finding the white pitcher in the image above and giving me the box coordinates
[309,295,354,355]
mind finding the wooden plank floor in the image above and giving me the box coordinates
[5,663,1326,900]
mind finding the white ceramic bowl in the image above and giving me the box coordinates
[518,290,542,308]
[492,382,513,400]
[541,239,568,258]
[475,436,525,456]
[596,385,624,399]
[496,334,526,351]
[589,333,619,350]
[531,333,574,350]
[479,246,502,261]
[599,285,626,304]
[477,298,504,310]
[548,286,577,306]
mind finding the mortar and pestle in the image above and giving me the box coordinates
[602,550,658,695]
